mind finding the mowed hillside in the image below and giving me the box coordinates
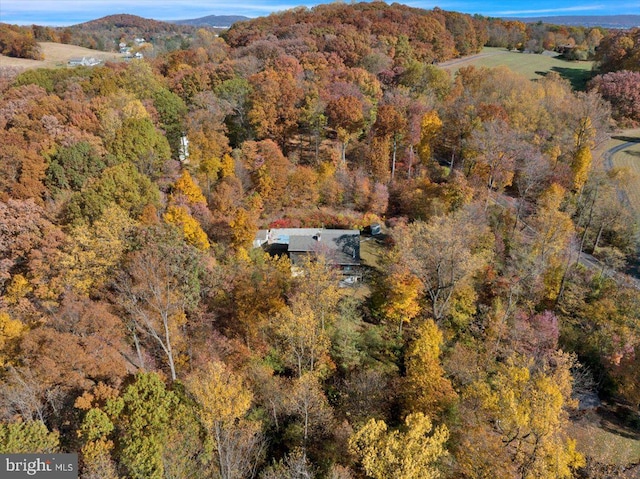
[440,46,595,89]
[608,129,640,218]
[0,42,121,69]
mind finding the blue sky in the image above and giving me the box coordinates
[1,0,638,26]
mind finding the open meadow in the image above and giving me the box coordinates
[569,406,640,468]
[440,46,596,90]
[602,129,640,219]
[0,42,121,70]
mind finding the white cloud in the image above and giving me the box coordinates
[1,0,301,13]
[496,5,606,15]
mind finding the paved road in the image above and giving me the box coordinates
[603,139,640,171]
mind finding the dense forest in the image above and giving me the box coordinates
[1,2,640,478]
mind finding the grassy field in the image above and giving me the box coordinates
[569,407,640,467]
[440,47,596,90]
[0,42,121,70]
[603,129,640,219]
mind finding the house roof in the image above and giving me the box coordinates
[257,228,360,266]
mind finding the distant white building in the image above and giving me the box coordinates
[179,135,190,163]
[68,57,101,67]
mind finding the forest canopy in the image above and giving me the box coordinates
[1,2,639,478]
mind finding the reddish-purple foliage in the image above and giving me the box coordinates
[512,309,559,359]
[589,70,640,124]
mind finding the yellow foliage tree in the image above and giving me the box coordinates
[122,99,150,121]
[404,320,458,417]
[294,255,341,331]
[529,184,574,301]
[229,207,258,250]
[467,356,585,479]
[418,110,443,165]
[272,294,332,378]
[571,145,592,192]
[58,205,137,295]
[0,312,25,367]
[382,271,422,334]
[163,205,210,250]
[219,153,235,179]
[172,170,207,205]
[570,116,595,192]
[187,361,252,429]
[3,274,32,305]
[187,361,262,479]
[349,412,449,479]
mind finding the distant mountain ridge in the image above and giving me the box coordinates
[172,15,251,28]
[59,14,195,52]
[74,14,192,31]
[508,15,640,28]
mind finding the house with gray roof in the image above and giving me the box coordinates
[254,228,360,269]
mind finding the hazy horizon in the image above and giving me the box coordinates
[1,0,638,27]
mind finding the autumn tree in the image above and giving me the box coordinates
[0,294,128,432]
[404,320,457,418]
[465,355,584,479]
[238,139,291,213]
[285,166,320,209]
[0,199,56,291]
[0,312,24,367]
[171,169,207,206]
[269,294,332,378]
[56,205,136,295]
[349,412,449,479]
[226,252,291,348]
[0,420,59,453]
[108,372,178,479]
[163,205,210,251]
[371,103,407,182]
[528,184,575,302]
[187,361,264,479]
[394,209,489,322]
[115,226,204,380]
[588,70,640,125]
[186,91,233,191]
[326,96,365,166]
[293,255,341,331]
[464,120,523,198]
[249,56,304,152]
[286,372,333,448]
[65,162,160,225]
[374,248,422,334]
[0,25,43,60]
[594,28,640,73]
[417,110,443,173]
